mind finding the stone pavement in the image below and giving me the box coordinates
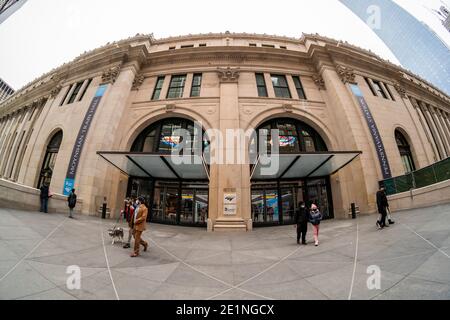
[0,204,449,300]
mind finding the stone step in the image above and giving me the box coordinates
[213,224,248,231]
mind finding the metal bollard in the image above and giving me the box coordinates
[102,197,107,219]
[351,203,356,219]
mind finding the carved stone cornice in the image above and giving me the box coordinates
[101,65,121,84]
[335,65,356,84]
[216,67,240,83]
[131,74,145,91]
[393,82,407,99]
[50,85,62,98]
[312,75,326,90]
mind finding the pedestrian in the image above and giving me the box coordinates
[294,201,309,245]
[309,203,323,246]
[122,200,135,249]
[39,183,50,213]
[376,185,391,229]
[67,188,77,219]
[130,196,149,257]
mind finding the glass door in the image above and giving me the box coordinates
[281,187,295,224]
[251,189,265,223]
[180,189,194,224]
[306,179,330,219]
[265,189,279,223]
[194,189,208,225]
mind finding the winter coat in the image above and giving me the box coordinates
[294,206,309,224]
[309,209,323,226]
[68,192,77,209]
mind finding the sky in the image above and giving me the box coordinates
[1,0,450,90]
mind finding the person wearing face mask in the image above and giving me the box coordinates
[309,203,323,246]
[294,201,309,245]
[130,196,149,257]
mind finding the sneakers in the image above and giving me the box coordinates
[388,219,395,225]
[315,242,319,246]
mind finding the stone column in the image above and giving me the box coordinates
[76,64,137,215]
[420,102,446,159]
[436,109,450,153]
[209,67,250,231]
[410,99,439,163]
[429,107,449,157]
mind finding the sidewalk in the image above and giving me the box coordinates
[0,204,449,300]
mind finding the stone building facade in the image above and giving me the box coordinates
[0,33,449,230]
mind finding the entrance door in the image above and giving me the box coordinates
[280,187,295,224]
[305,179,332,219]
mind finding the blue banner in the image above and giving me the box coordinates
[350,84,392,180]
[63,84,108,196]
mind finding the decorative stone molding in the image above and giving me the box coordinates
[312,75,326,90]
[282,104,294,113]
[50,85,62,98]
[216,67,240,83]
[393,83,407,98]
[131,74,145,91]
[335,65,356,84]
[101,65,121,84]
[165,104,176,113]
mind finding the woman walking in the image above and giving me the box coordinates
[309,204,323,246]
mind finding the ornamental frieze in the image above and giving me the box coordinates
[393,83,407,98]
[216,67,240,83]
[50,85,62,98]
[335,65,356,84]
[312,75,326,90]
[131,74,145,91]
[101,65,121,84]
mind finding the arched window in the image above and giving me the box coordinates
[395,130,416,173]
[256,118,328,154]
[131,118,207,154]
[37,131,63,188]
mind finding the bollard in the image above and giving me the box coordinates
[102,197,107,219]
[351,203,356,219]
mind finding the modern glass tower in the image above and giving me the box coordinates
[0,0,27,24]
[0,78,14,102]
[339,0,450,96]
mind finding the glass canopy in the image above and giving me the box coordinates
[97,152,210,180]
[251,152,362,180]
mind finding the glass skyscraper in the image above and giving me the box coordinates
[340,0,450,96]
[0,0,27,24]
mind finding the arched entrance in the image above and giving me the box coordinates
[99,118,210,227]
[37,130,63,188]
[250,118,359,226]
[395,129,416,174]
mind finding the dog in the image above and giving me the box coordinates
[108,227,124,245]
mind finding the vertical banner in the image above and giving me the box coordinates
[63,84,108,196]
[350,84,392,179]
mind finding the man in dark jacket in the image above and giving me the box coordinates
[294,201,309,245]
[40,183,50,213]
[376,186,389,229]
[68,189,77,219]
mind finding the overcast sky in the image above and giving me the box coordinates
[1,0,449,90]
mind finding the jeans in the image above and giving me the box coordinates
[40,198,48,213]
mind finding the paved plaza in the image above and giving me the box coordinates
[0,204,449,300]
